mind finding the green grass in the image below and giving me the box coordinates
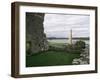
[26,50,80,67]
[26,41,81,67]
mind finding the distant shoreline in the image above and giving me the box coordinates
[47,37,89,40]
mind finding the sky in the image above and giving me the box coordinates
[43,14,90,38]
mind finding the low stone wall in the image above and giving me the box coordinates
[72,45,89,65]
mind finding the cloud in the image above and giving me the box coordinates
[44,14,90,38]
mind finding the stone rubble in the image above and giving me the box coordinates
[72,45,89,65]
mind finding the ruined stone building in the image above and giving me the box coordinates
[26,13,49,54]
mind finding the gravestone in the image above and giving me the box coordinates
[26,13,49,54]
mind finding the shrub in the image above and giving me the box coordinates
[48,45,65,51]
[74,40,86,50]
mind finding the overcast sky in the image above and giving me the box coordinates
[43,14,90,38]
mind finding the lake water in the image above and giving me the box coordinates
[48,39,89,45]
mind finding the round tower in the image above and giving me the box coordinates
[69,29,72,45]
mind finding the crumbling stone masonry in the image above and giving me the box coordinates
[26,13,49,54]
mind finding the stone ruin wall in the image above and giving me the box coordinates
[26,13,49,54]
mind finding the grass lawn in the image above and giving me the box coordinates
[26,50,80,67]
